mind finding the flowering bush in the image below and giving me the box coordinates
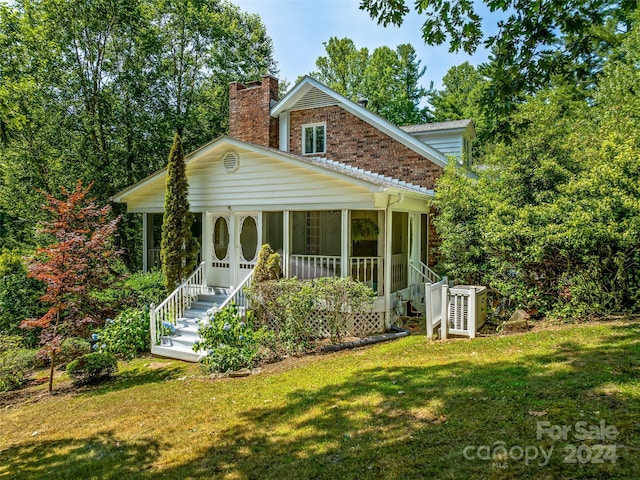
[160,321,177,337]
[93,308,150,359]
[194,304,271,373]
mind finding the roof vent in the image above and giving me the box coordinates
[223,152,239,173]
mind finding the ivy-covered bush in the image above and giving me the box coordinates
[66,352,118,385]
[434,79,640,318]
[94,308,150,359]
[195,304,271,373]
[0,335,38,392]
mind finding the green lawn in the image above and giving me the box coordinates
[1,321,639,479]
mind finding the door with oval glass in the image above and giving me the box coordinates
[210,214,231,288]
[209,212,261,289]
[236,213,261,286]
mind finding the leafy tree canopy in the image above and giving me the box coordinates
[361,0,638,135]
[433,16,640,317]
[310,37,432,125]
[0,0,276,263]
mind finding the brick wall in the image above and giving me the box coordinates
[229,76,279,148]
[289,106,443,189]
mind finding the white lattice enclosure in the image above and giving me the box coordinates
[259,310,385,338]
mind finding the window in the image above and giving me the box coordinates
[302,123,325,155]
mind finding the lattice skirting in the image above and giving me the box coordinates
[261,310,386,338]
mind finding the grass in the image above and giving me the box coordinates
[1,320,639,479]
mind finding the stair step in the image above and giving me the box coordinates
[151,285,232,362]
[202,287,230,296]
[170,328,200,341]
[152,344,203,362]
[198,294,229,303]
[189,301,222,312]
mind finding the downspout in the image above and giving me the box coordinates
[384,193,404,329]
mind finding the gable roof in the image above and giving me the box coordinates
[111,136,433,205]
[270,76,448,168]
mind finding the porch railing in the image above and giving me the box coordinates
[150,261,205,345]
[350,256,383,295]
[289,255,341,279]
[391,254,407,292]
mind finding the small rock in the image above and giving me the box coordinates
[32,431,39,437]
[499,309,530,334]
[398,390,405,395]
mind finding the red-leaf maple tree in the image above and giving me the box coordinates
[21,180,121,392]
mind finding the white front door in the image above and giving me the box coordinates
[207,212,261,288]
[236,213,261,286]
[209,214,231,287]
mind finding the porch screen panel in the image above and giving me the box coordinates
[147,214,163,270]
[290,211,341,279]
[263,211,284,253]
[391,212,408,291]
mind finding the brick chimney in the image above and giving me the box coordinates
[229,75,279,148]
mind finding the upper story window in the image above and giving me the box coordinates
[302,123,326,155]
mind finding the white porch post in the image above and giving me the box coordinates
[384,208,393,328]
[229,213,237,289]
[340,209,349,277]
[283,210,290,278]
[202,212,210,287]
[142,213,148,273]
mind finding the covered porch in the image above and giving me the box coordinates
[142,206,439,330]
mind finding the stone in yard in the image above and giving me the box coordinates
[499,309,530,334]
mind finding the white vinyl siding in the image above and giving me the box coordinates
[121,146,379,212]
[302,123,326,155]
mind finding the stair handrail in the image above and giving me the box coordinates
[216,270,254,314]
[410,260,441,284]
[150,261,205,345]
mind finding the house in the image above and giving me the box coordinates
[112,75,475,361]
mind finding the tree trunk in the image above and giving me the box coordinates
[48,348,56,393]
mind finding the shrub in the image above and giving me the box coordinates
[0,336,38,392]
[253,244,282,283]
[66,352,118,385]
[248,278,317,354]
[93,271,165,313]
[312,277,376,343]
[0,250,45,347]
[195,304,271,373]
[94,308,150,359]
[57,337,92,368]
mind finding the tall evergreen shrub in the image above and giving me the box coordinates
[160,134,198,293]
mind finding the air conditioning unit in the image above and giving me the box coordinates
[445,285,487,338]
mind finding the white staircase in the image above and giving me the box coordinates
[151,288,230,362]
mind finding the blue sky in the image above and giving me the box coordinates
[234,0,500,90]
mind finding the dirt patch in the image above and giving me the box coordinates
[148,361,172,370]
